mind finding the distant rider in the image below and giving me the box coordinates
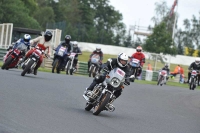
[130,46,145,77]
[70,41,82,71]
[87,46,103,72]
[52,35,72,71]
[4,34,31,67]
[23,31,53,75]
[186,59,200,86]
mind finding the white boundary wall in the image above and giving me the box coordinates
[79,42,195,66]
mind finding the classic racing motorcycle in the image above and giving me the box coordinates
[188,70,199,90]
[83,67,133,115]
[66,52,77,75]
[157,70,168,86]
[2,42,28,70]
[21,46,46,76]
[52,45,68,73]
[88,54,101,77]
[128,58,140,82]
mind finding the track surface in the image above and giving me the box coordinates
[0,69,200,133]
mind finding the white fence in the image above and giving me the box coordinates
[0,23,13,48]
[78,42,195,67]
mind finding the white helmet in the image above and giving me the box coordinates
[23,34,31,44]
[117,53,128,67]
[73,41,78,48]
[195,58,200,65]
[96,46,101,52]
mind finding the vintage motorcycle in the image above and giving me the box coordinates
[157,70,168,86]
[189,70,199,90]
[128,58,140,82]
[52,45,68,73]
[2,42,28,70]
[21,46,45,76]
[89,54,101,77]
[83,67,133,115]
[65,52,77,75]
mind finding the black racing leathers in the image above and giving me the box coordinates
[87,58,130,98]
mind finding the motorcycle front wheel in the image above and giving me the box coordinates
[1,56,13,70]
[93,92,111,115]
[21,59,34,76]
[52,58,59,73]
[66,60,71,75]
[189,78,195,90]
[89,65,94,77]
[157,76,163,86]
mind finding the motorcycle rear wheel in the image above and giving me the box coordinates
[1,56,13,70]
[93,92,111,115]
[85,103,93,111]
[21,59,34,76]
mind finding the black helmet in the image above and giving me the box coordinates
[165,63,169,68]
[44,31,53,42]
[65,35,71,44]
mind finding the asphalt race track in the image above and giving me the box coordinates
[0,69,200,133]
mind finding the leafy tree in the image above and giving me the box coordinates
[134,37,142,48]
[33,7,55,30]
[123,33,133,47]
[0,0,40,29]
[144,22,177,55]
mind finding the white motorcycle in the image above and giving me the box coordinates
[89,54,101,77]
[83,67,133,115]
[157,70,168,86]
[189,70,199,90]
[65,52,77,75]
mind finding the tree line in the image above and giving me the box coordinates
[0,0,131,46]
[0,0,199,56]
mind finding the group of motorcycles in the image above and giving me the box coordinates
[7,43,198,116]
[2,42,46,76]
[51,45,78,75]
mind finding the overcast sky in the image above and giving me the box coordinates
[109,0,200,30]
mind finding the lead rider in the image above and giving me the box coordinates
[84,52,131,100]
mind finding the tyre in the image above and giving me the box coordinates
[52,58,59,73]
[69,68,73,75]
[93,92,111,115]
[189,78,195,90]
[66,61,71,75]
[92,66,97,77]
[89,66,94,77]
[130,68,136,82]
[157,76,162,85]
[1,56,13,69]
[85,103,93,111]
[21,59,34,76]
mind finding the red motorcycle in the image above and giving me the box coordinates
[1,42,28,70]
[21,46,46,76]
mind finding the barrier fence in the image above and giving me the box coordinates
[0,48,182,82]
